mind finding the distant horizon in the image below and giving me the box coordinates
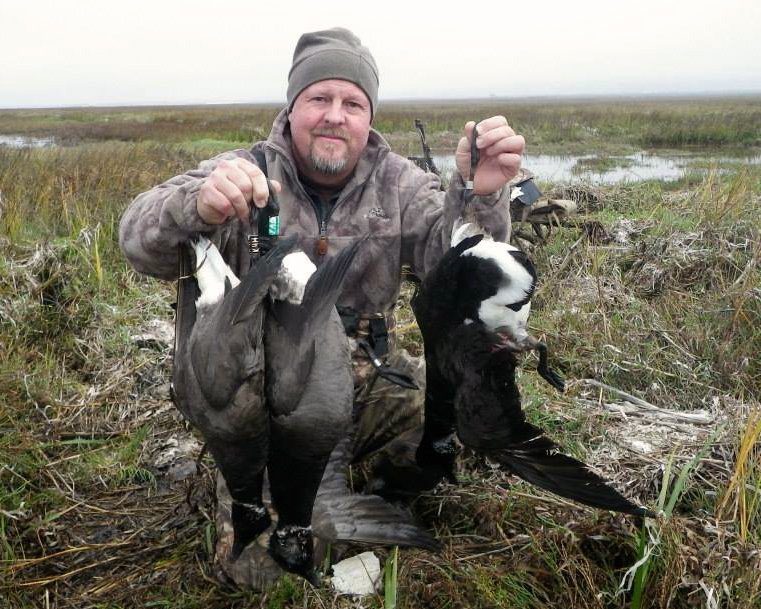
[4,0,759,111]
[3,89,761,112]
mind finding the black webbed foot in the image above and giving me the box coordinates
[416,432,460,485]
[231,500,272,561]
[536,342,565,392]
[268,525,319,585]
[363,431,460,502]
[367,462,452,501]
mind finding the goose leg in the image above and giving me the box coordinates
[208,436,271,560]
[266,444,328,584]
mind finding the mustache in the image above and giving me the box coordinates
[312,129,349,141]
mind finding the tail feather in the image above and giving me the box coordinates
[314,495,441,551]
[313,438,440,551]
[490,438,654,517]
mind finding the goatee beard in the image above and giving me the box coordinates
[310,152,348,176]
[309,129,350,176]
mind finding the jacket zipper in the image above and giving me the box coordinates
[309,196,328,256]
[317,219,329,256]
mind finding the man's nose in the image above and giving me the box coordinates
[323,99,346,124]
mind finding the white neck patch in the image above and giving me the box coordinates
[269,251,316,304]
[451,220,487,248]
[193,236,240,309]
[461,239,535,334]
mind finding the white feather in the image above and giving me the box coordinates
[269,252,317,304]
[510,185,524,202]
[451,220,493,248]
[192,236,240,309]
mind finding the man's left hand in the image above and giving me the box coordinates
[455,116,525,195]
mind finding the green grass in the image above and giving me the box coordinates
[1,99,760,608]
[384,546,399,609]
[628,429,722,608]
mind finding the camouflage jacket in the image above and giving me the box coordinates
[119,108,511,335]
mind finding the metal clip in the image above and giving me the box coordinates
[248,234,260,257]
[248,179,281,260]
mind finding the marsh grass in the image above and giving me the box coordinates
[627,428,722,609]
[717,411,761,543]
[571,155,636,175]
[1,101,760,608]
[2,96,760,155]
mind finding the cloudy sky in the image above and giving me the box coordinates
[1,0,759,108]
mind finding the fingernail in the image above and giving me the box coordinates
[476,136,483,147]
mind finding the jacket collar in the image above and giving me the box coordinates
[264,107,391,192]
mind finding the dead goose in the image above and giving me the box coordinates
[449,221,564,392]
[405,233,653,517]
[172,234,301,566]
[173,234,435,585]
[173,233,359,583]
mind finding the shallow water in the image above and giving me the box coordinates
[0,135,56,148]
[432,151,761,184]
[2,133,758,184]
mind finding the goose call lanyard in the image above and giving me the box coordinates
[247,179,280,261]
[338,308,420,392]
[357,338,419,391]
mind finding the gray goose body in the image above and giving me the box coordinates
[172,236,301,564]
[172,235,435,584]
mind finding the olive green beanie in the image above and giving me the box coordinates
[287,27,379,116]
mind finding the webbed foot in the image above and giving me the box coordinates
[268,525,320,586]
[231,500,272,560]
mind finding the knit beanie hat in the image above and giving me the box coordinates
[287,27,379,115]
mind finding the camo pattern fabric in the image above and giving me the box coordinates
[119,108,512,321]
[343,315,426,462]
[351,347,426,462]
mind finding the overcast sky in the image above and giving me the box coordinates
[1,0,760,108]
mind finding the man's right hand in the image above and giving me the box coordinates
[197,158,282,225]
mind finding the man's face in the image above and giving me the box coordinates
[289,79,372,186]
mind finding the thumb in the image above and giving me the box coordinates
[455,121,477,180]
[455,137,471,179]
[462,120,476,141]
